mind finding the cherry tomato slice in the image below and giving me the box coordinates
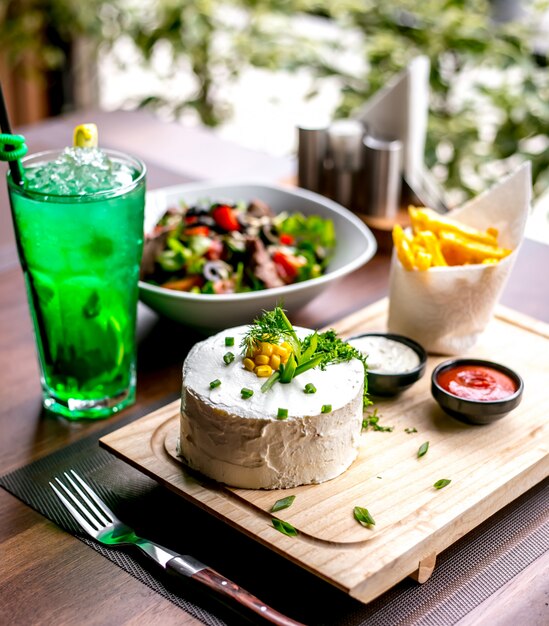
[279,233,294,245]
[272,250,304,281]
[212,205,240,232]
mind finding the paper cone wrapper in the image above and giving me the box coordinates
[388,162,532,354]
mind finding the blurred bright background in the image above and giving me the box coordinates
[1,0,549,241]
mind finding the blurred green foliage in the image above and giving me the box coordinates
[322,0,549,202]
[1,0,549,202]
[0,0,108,68]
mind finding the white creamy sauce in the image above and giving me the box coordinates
[349,335,420,374]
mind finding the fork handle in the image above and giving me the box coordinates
[167,558,305,626]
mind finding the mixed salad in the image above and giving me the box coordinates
[140,198,336,294]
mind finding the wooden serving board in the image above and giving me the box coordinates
[100,299,549,604]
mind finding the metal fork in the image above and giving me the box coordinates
[50,470,303,626]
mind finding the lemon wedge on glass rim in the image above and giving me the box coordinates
[73,123,98,148]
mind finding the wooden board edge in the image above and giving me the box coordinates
[100,399,181,448]
[324,297,388,336]
[320,300,549,346]
[347,454,549,604]
[495,305,549,339]
[326,300,549,343]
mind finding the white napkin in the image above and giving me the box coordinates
[353,56,430,186]
[387,162,532,354]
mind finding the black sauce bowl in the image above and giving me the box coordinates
[349,332,427,396]
[431,358,524,425]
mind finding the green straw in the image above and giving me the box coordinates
[0,83,25,185]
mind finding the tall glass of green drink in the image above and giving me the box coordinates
[7,146,146,419]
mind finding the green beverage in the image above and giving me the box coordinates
[8,147,146,419]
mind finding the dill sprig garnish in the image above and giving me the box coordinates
[241,307,296,355]
[301,330,368,371]
[302,329,370,408]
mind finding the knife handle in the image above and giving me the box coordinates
[167,558,304,626]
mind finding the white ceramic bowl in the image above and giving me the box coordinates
[139,182,377,331]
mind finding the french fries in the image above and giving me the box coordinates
[392,206,512,271]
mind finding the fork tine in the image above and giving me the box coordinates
[69,470,118,523]
[50,481,99,537]
[61,472,111,527]
[53,476,108,528]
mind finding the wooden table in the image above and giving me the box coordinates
[1,110,548,625]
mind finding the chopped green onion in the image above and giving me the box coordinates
[223,351,235,365]
[303,383,317,394]
[279,353,296,383]
[241,387,254,399]
[271,495,295,512]
[225,336,234,347]
[278,308,301,360]
[321,404,332,413]
[418,441,429,458]
[277,407,288,420]
[293,354,323,377]
[362,409,393,432]
[434,479,451,490]
[209,379,221,389]
[300,332,318,363]
[261,370,280,393]
[405,427,418,434]
[354,506,376,527]
[272,518,298,537]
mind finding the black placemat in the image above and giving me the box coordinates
[1,399,547,626]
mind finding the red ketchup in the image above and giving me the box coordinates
[437,364,517,402]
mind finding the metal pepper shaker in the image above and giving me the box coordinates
[326,119,364,208]
[361,134,403,219]
[297,121,329,194]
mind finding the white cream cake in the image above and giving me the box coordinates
[179,325,364,489]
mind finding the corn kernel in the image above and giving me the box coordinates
[260,342,274,357]
[255,354,270,365]
[243,358,255,371]
[281,342,292,352]
[270,354,281,370]
[255,365,273,377]
[279,348,290,363]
